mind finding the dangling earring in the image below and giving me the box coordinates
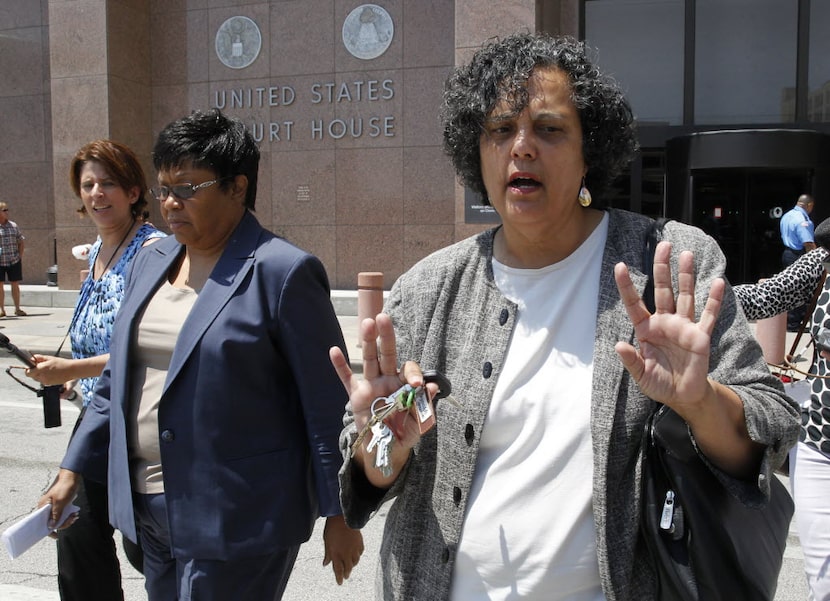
[578,178,592,208]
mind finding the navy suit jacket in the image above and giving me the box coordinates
[62,211,349,560]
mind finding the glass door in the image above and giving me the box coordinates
[690,169,809,284]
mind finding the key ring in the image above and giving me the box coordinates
[350,371,456,457]
[371,395,394,415]
[352,391,409,455]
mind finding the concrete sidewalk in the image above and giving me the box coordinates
[3,285,363,366]
[13,284,364,315]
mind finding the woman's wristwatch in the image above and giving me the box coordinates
[66,389,78,401]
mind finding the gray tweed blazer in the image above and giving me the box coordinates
[339,208,799,600]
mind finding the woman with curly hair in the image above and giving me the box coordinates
[331,32,798,600]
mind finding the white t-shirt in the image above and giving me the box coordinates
[451,214,609,601]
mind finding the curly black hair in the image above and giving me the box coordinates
[440,32,638,206]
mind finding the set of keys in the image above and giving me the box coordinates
[352,370,453,478]
[365,420,395,477]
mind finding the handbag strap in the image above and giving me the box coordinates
[642,219,668,419]
[642,218,669,314]
[786,269,827,362]
[54,276,93,358]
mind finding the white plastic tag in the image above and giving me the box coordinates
[414,388,435,433]
[784,379,812,408]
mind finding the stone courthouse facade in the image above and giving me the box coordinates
[5,2,830,288]
[2,0,575,289]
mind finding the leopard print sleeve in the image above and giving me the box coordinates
[732,248,828,320]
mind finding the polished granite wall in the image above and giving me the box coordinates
[0,0,54,287]
[1,0,575,289]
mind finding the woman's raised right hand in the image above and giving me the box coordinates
[329,313,437,485]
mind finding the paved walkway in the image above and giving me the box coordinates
[0,584,59,600]
[3,286,362,367]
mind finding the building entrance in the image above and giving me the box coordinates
[690,170,808,285]
[665,129,830,285]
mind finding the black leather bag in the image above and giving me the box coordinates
[642,405,794,600]
[640,218,795,600]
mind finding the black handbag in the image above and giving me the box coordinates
[642,405,794,600]
[640,219,795,600]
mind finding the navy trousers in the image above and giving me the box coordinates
[134,492,301,601]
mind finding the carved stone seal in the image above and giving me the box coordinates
[215,16,262,69]
[342,4,394,60]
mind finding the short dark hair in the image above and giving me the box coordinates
[814,217,830,250]
[797,194,814,207]
[70,139,149,218]
[152,109,260,210]
[440,32,638,206]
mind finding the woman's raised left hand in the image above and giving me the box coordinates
[613,241,724,414]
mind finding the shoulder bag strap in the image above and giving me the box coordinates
[786,270,827,362]
[642,218,669,314]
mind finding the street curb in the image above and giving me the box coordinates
[18,285,364,316]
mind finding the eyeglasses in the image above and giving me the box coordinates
[150,176,233,201]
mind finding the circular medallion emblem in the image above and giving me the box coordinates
[215,16,262,69]
[342,4,394,60]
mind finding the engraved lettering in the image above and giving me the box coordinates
[214,90,227,109]
[337,82,352,103]
[250,122,264,142]
[328,119,347,139]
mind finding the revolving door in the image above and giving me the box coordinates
[666,129,830,285]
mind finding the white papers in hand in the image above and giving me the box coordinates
[1,502,80,559]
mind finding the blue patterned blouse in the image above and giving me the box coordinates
[70,223,166,406]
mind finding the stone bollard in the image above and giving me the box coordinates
[755,312,786,367]
[357,272,384,348]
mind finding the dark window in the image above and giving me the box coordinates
[640,150,666,219]
[585,0,684,126]
[694,0,797,124]
[808,0,830,123]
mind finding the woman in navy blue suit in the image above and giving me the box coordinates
[40,109,363,600]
